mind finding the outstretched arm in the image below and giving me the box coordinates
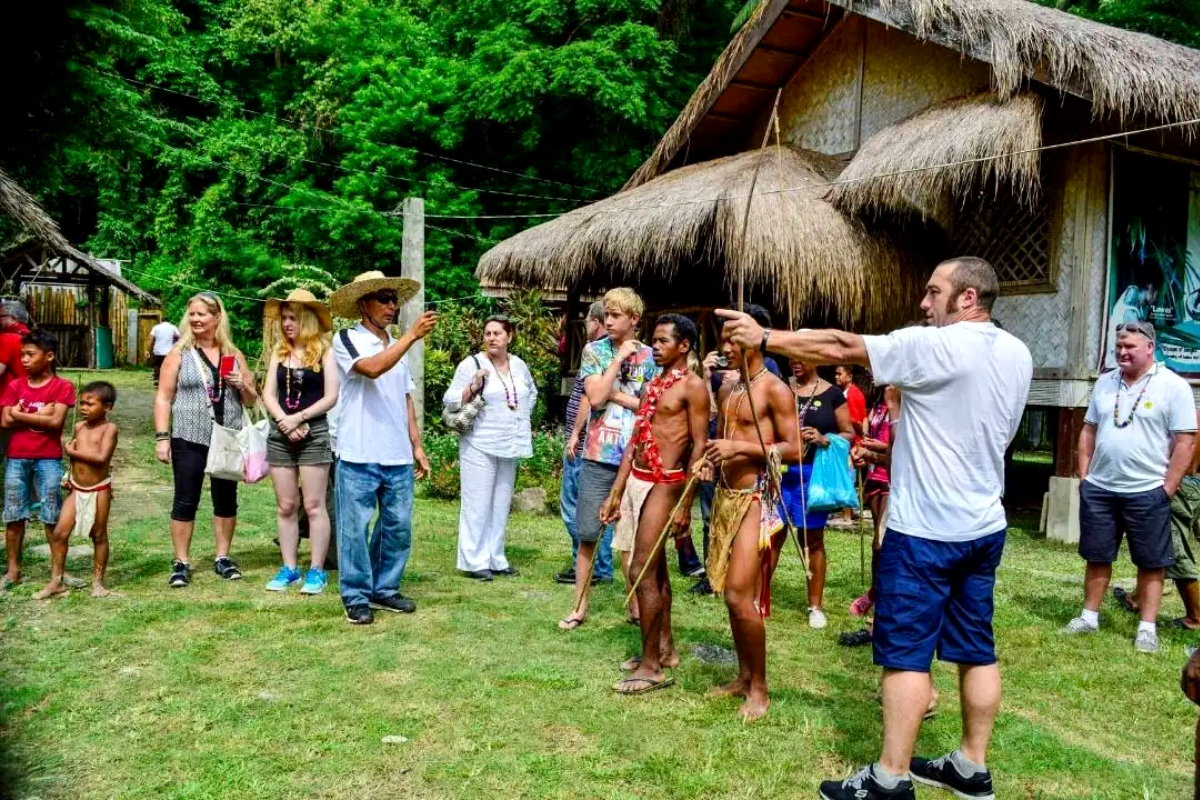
[715,310,869,367]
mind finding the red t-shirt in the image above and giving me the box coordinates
[0,375,76,459]
[844,384,867,442]
[0,333,27,393]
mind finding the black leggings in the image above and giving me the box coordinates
[171,438,238,522]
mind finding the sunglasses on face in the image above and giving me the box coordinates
[367,292,400,305]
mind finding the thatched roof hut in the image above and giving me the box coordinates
[478,146,923,328]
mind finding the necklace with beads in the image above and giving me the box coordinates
[200,347,223,404]
[283,354,306,412]
[490,356,518,411]
[1113,364,1156,429]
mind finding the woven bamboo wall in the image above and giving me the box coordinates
[777,17,863,154]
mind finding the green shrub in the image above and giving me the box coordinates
[421,429,565,506]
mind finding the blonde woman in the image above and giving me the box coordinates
[261,290,339,595]
[154,292,258,588]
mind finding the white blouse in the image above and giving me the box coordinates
[444,352,537,459]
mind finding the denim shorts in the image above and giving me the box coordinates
[4,457,64,525]
[873,529,1006,672]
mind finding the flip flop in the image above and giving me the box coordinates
[1112,586,1137,614]
[558,616,585,631]
[620,656,642,672]
[612,676,675,695]
[1166,616,1200,631]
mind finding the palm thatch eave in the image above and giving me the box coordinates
[828,91,1044,227]
[477,147,924,330]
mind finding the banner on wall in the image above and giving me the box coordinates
[1104,151,1200,379]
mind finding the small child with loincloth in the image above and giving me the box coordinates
[33,381,118,599]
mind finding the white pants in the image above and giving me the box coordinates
[457,443,518,572]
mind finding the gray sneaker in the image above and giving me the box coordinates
[1061,616,1098,635]
[1134,629,1160,653]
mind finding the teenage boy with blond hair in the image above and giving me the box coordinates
[559,288,659,630]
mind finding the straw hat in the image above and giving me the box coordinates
[328,271,420,320]
[263,288,333,332]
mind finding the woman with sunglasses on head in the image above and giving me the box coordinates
[153,292,258,588]
[444,315,538,581]
[261,290,339,595]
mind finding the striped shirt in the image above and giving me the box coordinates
[564,371,586,457]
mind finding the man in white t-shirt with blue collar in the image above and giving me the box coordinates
[329,272,437,626]
[720,256,1032,800]
[1065,320,1196,653]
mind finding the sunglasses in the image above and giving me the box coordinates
[1115,321,1155,341]
[366,291,400,305]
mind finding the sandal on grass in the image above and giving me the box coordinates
[1112,586,1137,614]
[558,616,585,631]
[1166,616,1200,631]
[612,676,674,695]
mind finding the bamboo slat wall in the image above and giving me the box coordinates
[21,284,135,367]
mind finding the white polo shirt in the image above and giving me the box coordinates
[333,324,416,466]
[864,322,1033,542]
[1084,363,1196,494]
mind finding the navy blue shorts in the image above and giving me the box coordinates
[873,529,1006,672]
[1078,481,1173,569]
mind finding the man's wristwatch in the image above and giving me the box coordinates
[761,329,772,354]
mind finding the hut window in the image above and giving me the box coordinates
[951,191,1054,293]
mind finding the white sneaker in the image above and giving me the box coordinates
[1134,629,1160,653]
[1061,616,1098,635]
[809,607,828,630]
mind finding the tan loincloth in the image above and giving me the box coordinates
[614,475,655,553]
[66,477,112,540]
[706,479,784,613]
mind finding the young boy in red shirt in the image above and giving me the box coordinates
[0,330,76,589]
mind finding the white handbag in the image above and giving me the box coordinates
[190,350,266,483]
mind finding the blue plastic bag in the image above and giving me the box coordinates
[805,434,858,513]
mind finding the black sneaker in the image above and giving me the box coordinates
[838,628,873,648]
[819,766,915,800]
[370,594,417,614]
[213,556,243,580]
[910,753,995,800]
[463,569,494,581]
[345,605,374,625]
[492,566,519,577]
[554,568,576,584]
[688,577,714,596]
[168,560,191,588]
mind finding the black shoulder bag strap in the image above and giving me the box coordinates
[339,328,359,359]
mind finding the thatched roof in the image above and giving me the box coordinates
[477,146,923,329]
[628,0,1200,189]
[828,91,1044,226]
[0,168,157,303]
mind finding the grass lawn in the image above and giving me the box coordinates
[1,369,1195,799]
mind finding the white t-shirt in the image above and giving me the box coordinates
[864,322,1033,542]
[1083,363,1196,494]
[150,322,180,356]
[333,324,417,466]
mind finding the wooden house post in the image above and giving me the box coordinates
[400,196,425,429]
[87,270,97,369]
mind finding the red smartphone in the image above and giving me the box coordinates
[219,355,237,378]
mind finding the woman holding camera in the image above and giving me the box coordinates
[443,316,537,581]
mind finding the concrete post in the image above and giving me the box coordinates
[400,196,425,430]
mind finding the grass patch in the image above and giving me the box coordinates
[0,369,1194,798]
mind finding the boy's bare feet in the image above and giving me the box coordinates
[737,690,770,722]
[91,583,112,598]
[708,677,750,699]
[1,572,20,590]
[32,581,68,600]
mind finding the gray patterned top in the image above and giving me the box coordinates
[171,347,244,445]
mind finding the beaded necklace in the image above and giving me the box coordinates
[1113,364,1156,429]
[283,354,305,412]
[490,356,518,410]
[199,347,223,404]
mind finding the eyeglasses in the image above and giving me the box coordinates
[367,291,400,305]
[1115,321,1155,341]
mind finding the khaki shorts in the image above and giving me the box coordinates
[267,417,333,468]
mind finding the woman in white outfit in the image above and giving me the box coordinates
[444,316,537,581]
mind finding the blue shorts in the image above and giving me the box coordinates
[873,529,1006,672]
[4,457,64,525]
[779,463,830,531]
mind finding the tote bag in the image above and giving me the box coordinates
[806,434,859,513]
[190,350,268,484]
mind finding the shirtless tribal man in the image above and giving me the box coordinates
[602,315,709,695]
[703,306,800,721]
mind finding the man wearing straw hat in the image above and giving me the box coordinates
[720,256,1032,800]
[329,271,437,625]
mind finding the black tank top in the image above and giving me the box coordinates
[275,362,326,418]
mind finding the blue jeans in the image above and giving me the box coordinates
[560,453,583,563]
[335,460,414,609]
